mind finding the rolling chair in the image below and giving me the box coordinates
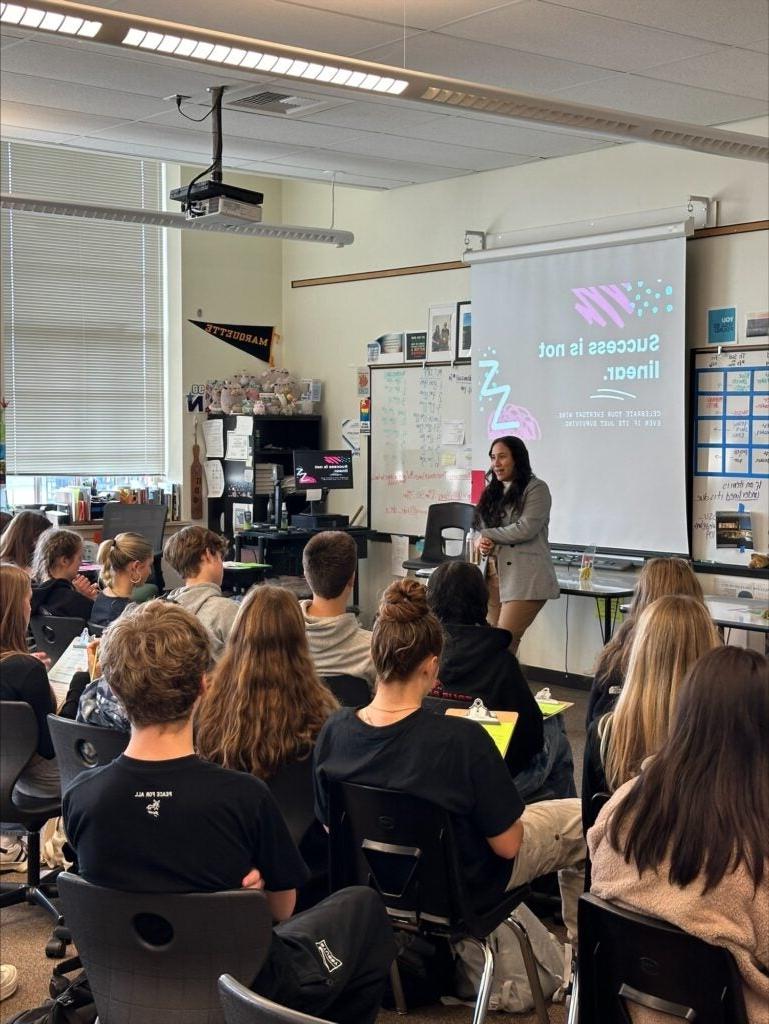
[321,673,370,707]
[57,872,274,1024]
[572,892,749,1024]
[266,756,327,911]
[28,615,87,667]
[219,974,333,1023]
[101,502,168,591]
[328,781,549,1024]
[47,715,129,793]
[402,501,476,573]
[0,702,66,956]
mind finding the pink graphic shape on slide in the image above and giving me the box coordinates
[299,474,318,484]
[488,405,541,442]
[324,456,343,464]
[572,283,634,328]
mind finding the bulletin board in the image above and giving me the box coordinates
[368,364,472,536]
[691,344,769,563]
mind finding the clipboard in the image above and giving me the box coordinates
[446,703,518,758]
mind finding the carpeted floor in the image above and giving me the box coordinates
[1,685,586,1024]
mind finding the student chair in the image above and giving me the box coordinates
[28,615,87,667]
[327,782,549,1024]
[402,501,476,573]
[219,974,333,1023]
[47,715,129,793]
[57,872,274,1024]
[0,702,65,949]
[101,502,168,590]
[266,757,327,911]
[321,674,370,707]
[573,893,749,1024]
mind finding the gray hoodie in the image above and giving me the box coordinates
[299,599,376,690]
[165,583,239,659]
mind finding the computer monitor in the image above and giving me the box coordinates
[293,450,354,489]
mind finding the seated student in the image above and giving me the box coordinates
[163,526,238,658]
[582,594,720,834]
[589,647,769,1022]
[62,601,395,1024]
[91,532,156,627]
[586,557,705,728]
[313,578,585,940]
[1,563,60,868]
[300,532,375,689]
[426,561,543,771]
[0,510,52,575]
[31,528,97,619]
[196,585,339,779]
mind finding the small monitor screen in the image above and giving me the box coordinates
[294,450,354,489]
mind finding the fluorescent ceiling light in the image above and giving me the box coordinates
[0,192,355,246]
[4,0,767,162]
[0,1,99,35]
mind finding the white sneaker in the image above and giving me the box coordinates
[0,964,18,1002]
[0,838,27,873]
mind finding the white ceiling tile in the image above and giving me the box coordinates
[441,0,724,72]
[542,0,769,49]
[340,131,536,171]
[57,135,212,165]
[265,0,521,32]
[152,106,363,149]
[643,47,769,102]
[227,157,404,189]
[87,122,303,164]
[396,113,616,156]
[554,74,769,125]
[743,36,769,53]
[0,125,77,145]
[1,72,176,121]
[1,101,132,137]
[358,30,628,91]
[299,101,445,133]
[260,147,470,182]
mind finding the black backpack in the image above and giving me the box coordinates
[6,957,95,1024]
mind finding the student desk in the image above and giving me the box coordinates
[704,594,769,634]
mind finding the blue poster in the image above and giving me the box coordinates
[707,307,736,344]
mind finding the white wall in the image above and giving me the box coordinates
[278,115,769,670]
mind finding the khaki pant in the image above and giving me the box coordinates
[486,559,546,654]
[506,798,585,942]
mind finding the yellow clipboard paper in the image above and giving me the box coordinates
[446,708,518,758]
[537,699,574,719]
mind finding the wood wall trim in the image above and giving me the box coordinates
[290,221,768,289]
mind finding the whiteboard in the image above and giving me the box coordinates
[691,345,768,564]
[369,365,473,535]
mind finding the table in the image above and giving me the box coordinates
[704,595,769,636]
[416,563,637,644]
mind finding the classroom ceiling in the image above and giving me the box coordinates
[1,0,767,190]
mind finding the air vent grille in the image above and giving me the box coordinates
[225,90,341,116]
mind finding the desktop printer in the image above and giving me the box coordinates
[291,513,350,529]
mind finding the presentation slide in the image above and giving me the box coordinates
[471,235,689,553]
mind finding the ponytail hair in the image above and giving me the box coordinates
[371,578,443,683]
[97,532,153,590]
[31,528,83,583]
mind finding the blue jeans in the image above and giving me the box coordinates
[513,715,576,801]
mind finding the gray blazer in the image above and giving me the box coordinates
[480,476,560,602]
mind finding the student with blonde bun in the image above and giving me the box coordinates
[31,528,96,619]
[91,532,155,627]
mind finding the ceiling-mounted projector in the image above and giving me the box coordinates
[169,179,264,225]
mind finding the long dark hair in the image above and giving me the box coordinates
[607,646,769,893]
[474,436,533,528]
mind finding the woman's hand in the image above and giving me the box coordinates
[86,638,101,680]
[31,650,52,671]
[73,574,99,599]
[477,536,495,556]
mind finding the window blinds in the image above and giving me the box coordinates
[1,142,165,475]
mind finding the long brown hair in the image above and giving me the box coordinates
[0,511,52,570]
[195,585,338,779]
[0,562,34,661]
[608,646,769,893]
[602,594,721,790]
[31,528,83,582]
[593,557,705,685]
[474,436,534,527]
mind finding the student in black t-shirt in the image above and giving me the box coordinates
[31,528,96,619]
[63,600,395,1024]
[313,578,585,939]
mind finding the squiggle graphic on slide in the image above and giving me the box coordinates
[589,387,637,401]
[478,359,519,431]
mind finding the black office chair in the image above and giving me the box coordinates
[266,756,327,911]
[86,621,105,637]
[402,501,476,572]
[219,974,332,1023]
[57,872,274,1024]
[328,782,549,1024]
[573,892,749,1024]
[47,715,129,793]
[102,502,168,590]
[28,615,87,667]
[321,674,370,707]
[0,702,64,943]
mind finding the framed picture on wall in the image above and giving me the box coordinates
[456,300,472,360]
[427,304,455,362]
[406,331,428,362]
[369,332,405,364]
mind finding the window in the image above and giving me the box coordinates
[1,142,166,477]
